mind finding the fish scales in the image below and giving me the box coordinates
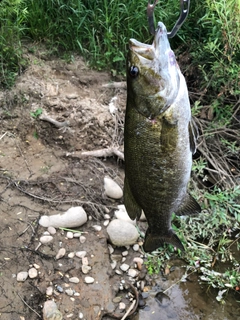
[124,22,201,252]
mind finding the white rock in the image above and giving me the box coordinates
[79,236,86,244]
[40,235,53,244]
[43,231,50,235]
[133,257,144,265]
[39,207,87,228]
[69,277,79,284]
[82,265,91,274]
[47,226,56,235]
[65,289,74,296]
[103,220,109,227]
[66,231,74,239]
[107,220,139,246]
[43,300,63,320]
[82,257,88,266]
[33,263,41,269]
[46,286,53,296]
[133,244,139,251]
[111,260,117,269]
[114,205,136,225]
[68,252,75,258]
[115,269,123,275]
[84,276,94,284]
[122,251,128,257]
[120,263,130,272]
[92,225,102,232]
[17,271,28,282]
[73,232,81,238]
[119,302,126,310]
[28,267,38,279]
[104,176,123,199]
[104,214,111,220]
[76,251,86,258]
[108,244,114,254]
[56,248,66,260]
[128,268,139,278]
[79,312,84,319]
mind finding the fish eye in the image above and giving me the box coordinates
[129,66,139,78]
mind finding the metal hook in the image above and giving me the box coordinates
[147,0,190,38]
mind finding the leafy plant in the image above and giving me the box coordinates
[30,108,42,118]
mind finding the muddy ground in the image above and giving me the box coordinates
[0,53,240,320]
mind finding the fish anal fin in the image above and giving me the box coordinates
[143,228,184,252]
[123,177,142,220]
[175,193,201,216]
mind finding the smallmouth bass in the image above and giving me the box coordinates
[124,22,201,252]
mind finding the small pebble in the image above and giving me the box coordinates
[67,232,74,239]
[82,265,91,274]
[73,232,81,238]
[17,271,28,282]
[46,286,53,296]
[104,176,123,199]
[122,257,126,262]
[69,277,79,284]
[33,263,40,269]
[84,276,94,284]
[115,270,123,275]
[56,248,66,260]
[113,296,122,303]
[74,292,80,297]
[65,289,74,296]
[92,225,102,232]
[66,314,74,318]
[79,236,86,244]
[108,244,114,254]
[56,285,64,293]
[76,251,86,258]
[70,297,75,302]
[43,231,50,235]
[128,268,139,278]
[133,257,144,264]
[119,302,126,310]
[103,220,109,227]
[104,214,111,220]
[122,251,128,257]
[47,226,56,235]
[28,267,38,279]
[40,235,53,244]
[111,260,117,270]
[68,252,75,258]
[82,257,88,266]
[133,244,139,251]
[79,313,83,319]
[120,263,129,272]
[43,300,62,320]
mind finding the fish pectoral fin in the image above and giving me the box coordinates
[143,228,184,252]
[189,117,199,154]
[175,193,201,216]
[123,177,142,220]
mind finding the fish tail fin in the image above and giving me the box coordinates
[143,228,185,252]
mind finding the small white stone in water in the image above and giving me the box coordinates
[133,244,139,251]
[119,302,126,310]
[128,268,139,278]
[69,277,79,284]
[92,225,102,232]
[84,276,94,284]
[82,265,91,274]
[56,248,66,260]
[104,214,111,220]
[122,251,128,256]
[28,267,38,279]
[108,244,114,254]
[79,236,86,244]
[82,257,88,266]
[47,226,56,235]
[73,232,81,238]
[76,251,86,258]
[40,235,53,244]
[120,263,129,272]
[46,286,53,296]
[103,220,109,227]
[68,252,75,258]
[17,271,28,282]
[67,232,74,239]
[65,289,74,296]
[104,176,123,199]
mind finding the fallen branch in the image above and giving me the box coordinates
[102,81,126,89]
[17,293,41,318]
[39,112,69,128]
[81,147,124,160]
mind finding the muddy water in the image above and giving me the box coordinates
[133,267,240,320]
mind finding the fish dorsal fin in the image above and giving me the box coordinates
[188,117,199,154]
[175,193,201,216]
[123,177,142,220]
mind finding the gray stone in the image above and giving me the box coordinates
[84,276,94,284]
[69,277,79,284]
[114,204,136,225]
[17,271,28,282]
[43,300,62,320]
[107,220,139,246]
[40,235,53,244]
[104,176,123,199]
[28,267,38,279]
[56,248,66,260]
